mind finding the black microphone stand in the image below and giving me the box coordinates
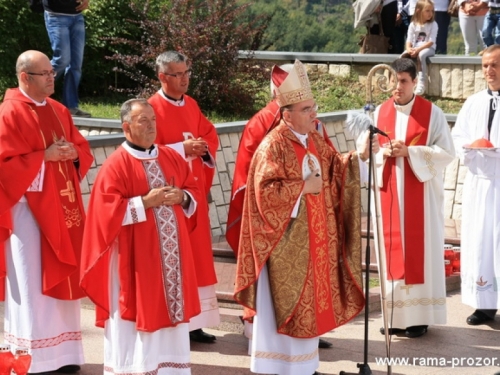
[339,126,376,375]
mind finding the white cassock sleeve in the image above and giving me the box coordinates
[121,193,197,226]
[407,105,456,183]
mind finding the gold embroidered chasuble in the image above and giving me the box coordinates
[234,122,364,338]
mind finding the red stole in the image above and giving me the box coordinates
[291,137,335,333]
[378,96,431,284]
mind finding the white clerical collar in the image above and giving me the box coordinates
[122,142,158,159]
[158,89,185,107]
[394,95,416,114]
[289,127,309,148]
[19,88,46,106]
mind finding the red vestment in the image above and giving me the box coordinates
[234,122,364,338]
[226,99,334,255]
[149,93,218,286]
[80,146,201,332]
[0,88,93,300]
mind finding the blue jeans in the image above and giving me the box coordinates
[482,11,500,47]
[44,11,85,109]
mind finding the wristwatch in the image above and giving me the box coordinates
[182,191,189,205]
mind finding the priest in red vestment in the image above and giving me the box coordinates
[148,51,219,344]
[80,99,201,375]
[226,64,334,258]
[0,50,93,373]
[226,64,336,350]
[233,60,366,375]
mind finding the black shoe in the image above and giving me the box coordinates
[69,108,91,118]
[405,325,428,338]
[56,365,81,374]
[466,310,494,325]
[189,328,216,343]
[379,327,405,335]
[318,338,332,348]
[312,372,324,375]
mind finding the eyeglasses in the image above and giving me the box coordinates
[287,103,319,115]
[26,70,57,78]
[162,69,192,79]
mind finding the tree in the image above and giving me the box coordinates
[0,1,49,96]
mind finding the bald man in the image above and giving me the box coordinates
[0,50,93,373]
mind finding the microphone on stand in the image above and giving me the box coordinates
[369,125,389,138]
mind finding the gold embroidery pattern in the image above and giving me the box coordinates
[315,243,329,313]
[253,348,318,362]
[423,147,436,177]
[387,297,446,309]
[410,132,423,146]
[60,180,76,203]
[268,199,311,332]
[234,126,364,335]
[63,205,82,228]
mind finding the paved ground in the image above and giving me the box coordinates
[1,289,499,375]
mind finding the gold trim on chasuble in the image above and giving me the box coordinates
[142,159,185,324]
[235,127,364,336]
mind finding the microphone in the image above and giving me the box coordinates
[369,125,389,138]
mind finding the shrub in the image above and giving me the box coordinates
[107,0,271,117]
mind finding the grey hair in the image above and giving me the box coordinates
[270,63,294,97]
[120,98,151,123]
[155,51,190,75]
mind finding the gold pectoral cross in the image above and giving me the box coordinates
[60,180,75,203]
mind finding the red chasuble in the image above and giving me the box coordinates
[0,88,93,300]
[226,99,335,256]
[234,123,364,338]
[377,96,431,284]
[80,146,201,331]
[148,93,218,286]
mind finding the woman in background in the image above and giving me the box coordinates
[459,0,488,55]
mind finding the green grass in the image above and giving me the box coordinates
[79,73,465,120]
[369,277,380,288]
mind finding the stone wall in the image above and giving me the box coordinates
[78,112,464,237]
[304,61,486,100]
[243,52,486,100]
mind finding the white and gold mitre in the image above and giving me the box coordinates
[271,59,314,107]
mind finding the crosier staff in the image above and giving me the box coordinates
[342,63,396,375]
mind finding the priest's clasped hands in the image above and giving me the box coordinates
[44,136,79,162]
[141,185,184,209]
[383,140,409,158]
[183,137,208,157]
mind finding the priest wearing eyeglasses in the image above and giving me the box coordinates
[233,60,366,375]
[148,51,220,344]
[0,50,93,373]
